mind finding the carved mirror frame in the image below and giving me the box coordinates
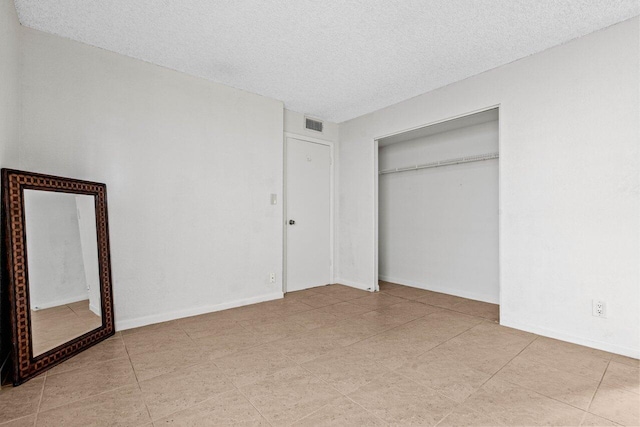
[1,169,115,385]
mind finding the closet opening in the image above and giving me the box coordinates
[374,107,500,321]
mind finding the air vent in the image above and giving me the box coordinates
[305,117,323,133]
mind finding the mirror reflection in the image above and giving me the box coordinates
[24,190,102,356]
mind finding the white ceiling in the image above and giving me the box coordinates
[14,1,640,123]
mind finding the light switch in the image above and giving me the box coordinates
[270,194,277,205]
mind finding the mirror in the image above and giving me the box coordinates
[2,169,115,385]
[24,191,102,356]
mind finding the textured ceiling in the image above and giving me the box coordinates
[14,1,640,123]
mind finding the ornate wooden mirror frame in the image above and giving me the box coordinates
[1,169,115,385]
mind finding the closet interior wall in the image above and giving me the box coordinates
[378,116,499,303]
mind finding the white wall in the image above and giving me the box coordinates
[378,120,499,303]
[24,191,89,309]
[0,0,20,167]
[18,27,285,330]
[338,17,639,358]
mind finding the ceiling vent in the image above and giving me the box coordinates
[305,117,323,133]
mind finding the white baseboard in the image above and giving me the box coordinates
[32,295,88,311]
[334,278,375,292]
[115,292,284,332]
[378,275,498,304]
[501,317,640,359]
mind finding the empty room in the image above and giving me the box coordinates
[0,1,638,426]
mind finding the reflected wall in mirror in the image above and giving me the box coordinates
[1,169,114,385]
[24,191,102,356]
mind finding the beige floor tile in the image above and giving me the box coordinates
[414,291,469,309]
[0,415,36,427]
[121,319,182,336]
[580,412,619,426]
[301,346,389,394]
[391,310,483,352]
[179,316,246,340]
[238,316,308,341]
[39,357,136,412]
[292,396,386,426]
[349,328,428,370]
[6,283,637,426]
[239,366,340,426]
[291,293,345,308]
[129,345,211,382]
[494,356,600,409]
[380,286,430,300]
[213,344,293,388]
[451,299,500,321]
[516,337,611,381]
[36,385,150,427]
[47,336,128,376]
[589,383,640,426]
[152,389,268,426]
[463,378,586,426]
[380,284,434,300]
[349,293,406,309]
[193,329,269,360]
[0,378,43,424]
[610,354,640,368]
[316,301,373,319]
[139,362,234,421]
[326,315,393,341]
[283,309,341,330]
[427,323,535,375]
[600,361,639,395]
[438,405,505,426]
[378,281,402,292]
[274,325,361,364]
[396,351,492,402]
[359,309,415,329]
[375,300,442,320]
[123,327,195,356]
[348,371,457,426]
[254,299,315,316]
[285,289,323,300]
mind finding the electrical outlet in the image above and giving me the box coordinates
[592,300,606,318]
[269,272,276,283]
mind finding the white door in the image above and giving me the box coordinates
[286,138,331,292]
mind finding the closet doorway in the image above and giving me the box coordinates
[374,107,500,308]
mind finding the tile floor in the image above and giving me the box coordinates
[1,282,638,426]
[31,300,103,356]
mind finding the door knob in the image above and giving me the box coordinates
[289,219,295,225]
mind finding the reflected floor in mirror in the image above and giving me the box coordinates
[31,300,102,356]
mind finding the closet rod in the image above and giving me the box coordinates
[378,152,499,175]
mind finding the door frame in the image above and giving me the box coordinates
[283,132,335,294]
[373,104,501,299]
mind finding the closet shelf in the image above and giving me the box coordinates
[378,152,499,175]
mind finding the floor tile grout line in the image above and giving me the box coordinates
[293,355,391,426]
[415,330,541,425]
[457,333,607,421]
[229,383,275,427]
[35,383,135,416]
[122,333,153,424]
[585,360,612,421]
[34,370,46,420]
